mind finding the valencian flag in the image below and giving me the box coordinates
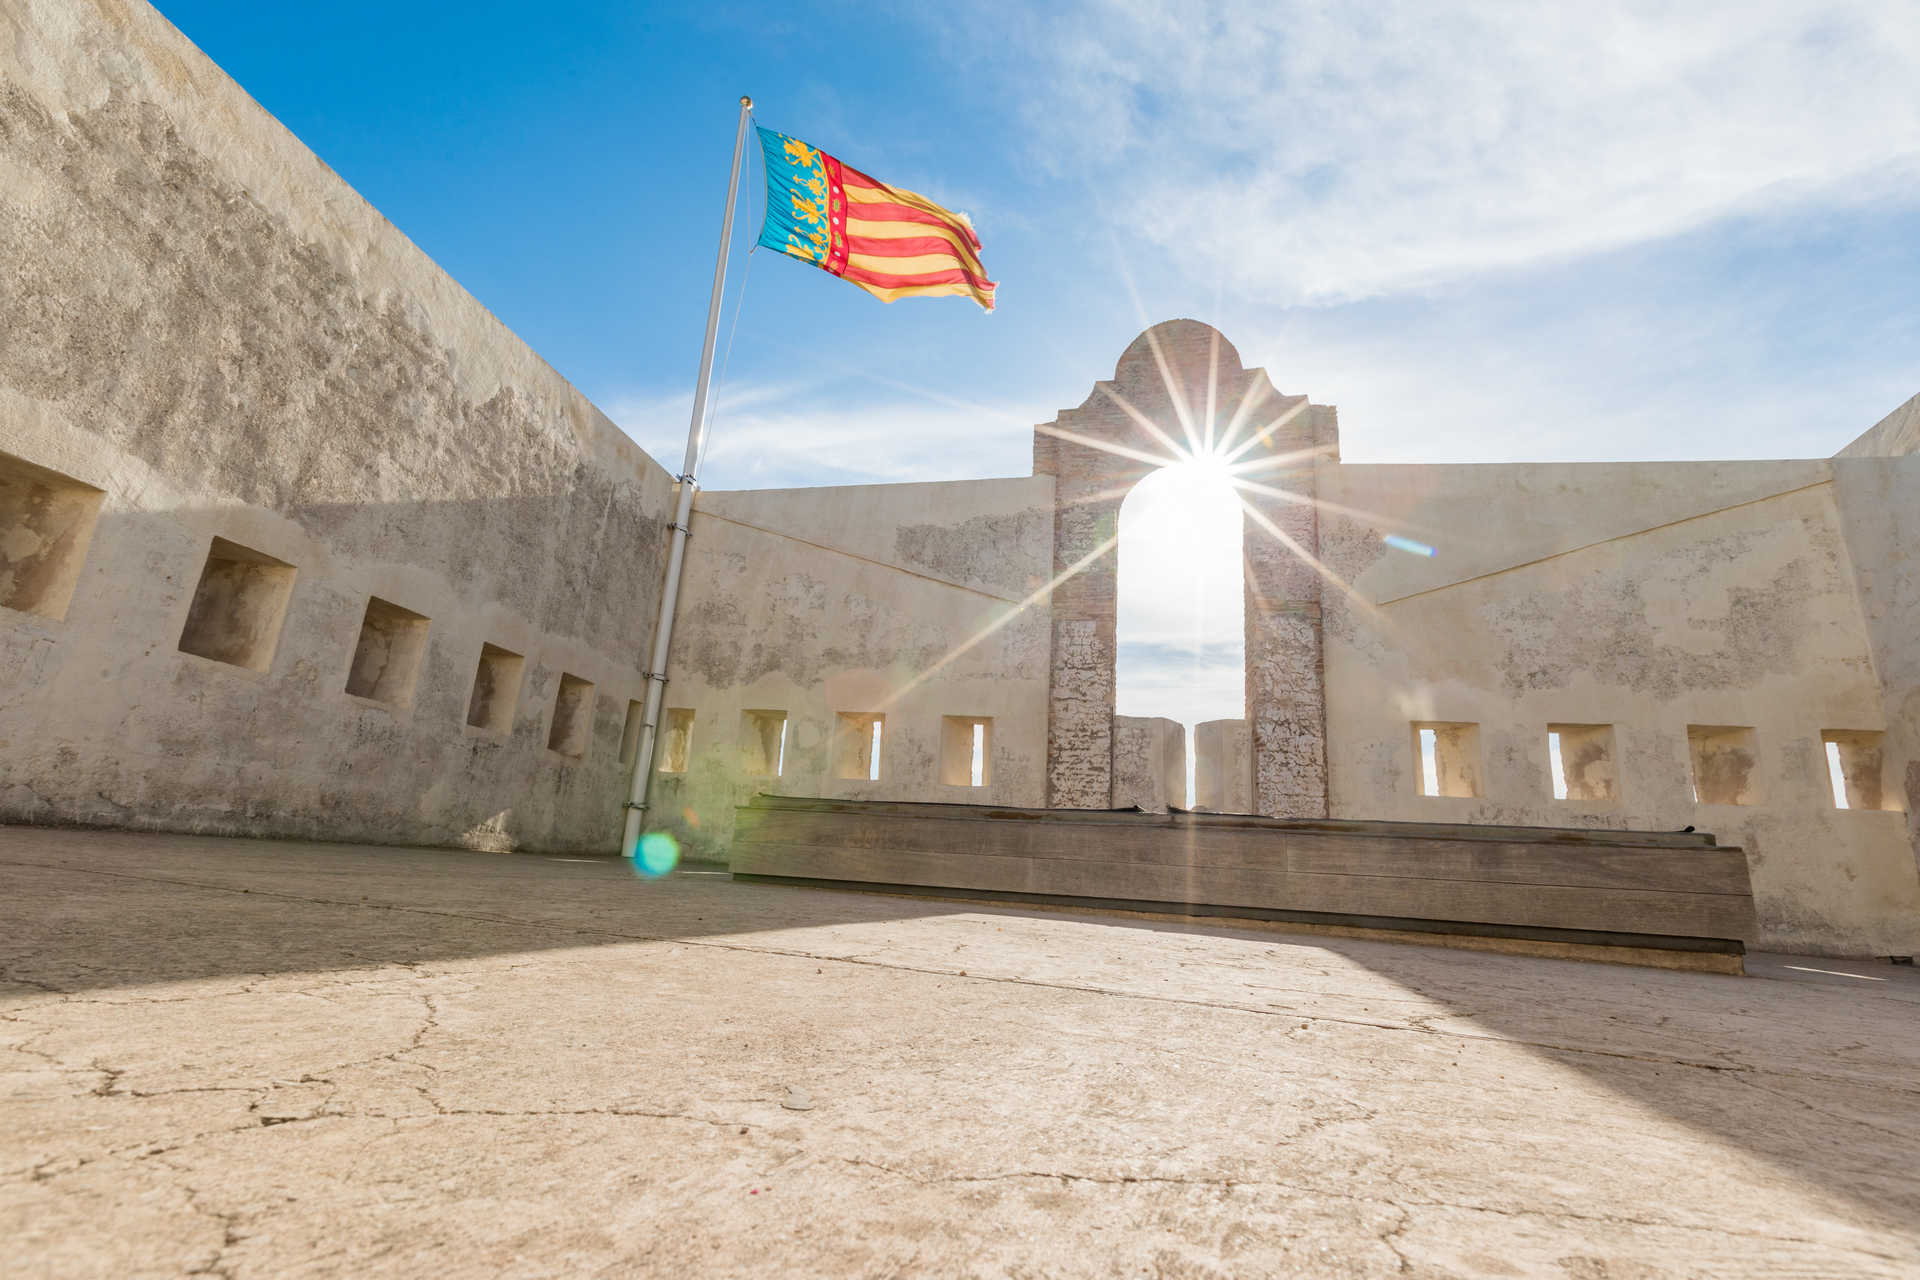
[755,127,996,312]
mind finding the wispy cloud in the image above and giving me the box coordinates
[605,379,1046,489]
[940,0,1920,303]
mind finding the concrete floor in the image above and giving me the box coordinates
[2,827,1917,1279]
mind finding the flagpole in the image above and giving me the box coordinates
[622,94,754,857]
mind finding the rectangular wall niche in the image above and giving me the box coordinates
[620,700,645,766]
[941,716,992,787]
[1823,730,1889,811]
[344,596,430,707]
[465,643,524,734]
[1411,722,1481,798]
[1548,724,1618,804]
[177,537,297,672]
[1687,725,1760,806]
[547,673,596,759]
[0,450,105,621]
[659,708,695,774]
[741,710,787,776]
[835,712,884,781]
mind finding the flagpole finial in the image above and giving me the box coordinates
[740,95,753,108]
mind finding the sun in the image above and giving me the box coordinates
[1171,447,1234,485]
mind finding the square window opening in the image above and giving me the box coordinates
[1823,730,1888,811]
[1410,722,1481,798]
[741,710,787,777]
[0,450,105,621]
[177,537,297,671]
[941,716,992,787]
[1548,723,1617,804]
[659,707,695,774]
[466,643,524,733]
[344,596,430,707]
[834,712,885,781]
[1687,725,1760,806]
[547,673,596,759]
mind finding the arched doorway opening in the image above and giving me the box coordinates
[1115,458,1246,809]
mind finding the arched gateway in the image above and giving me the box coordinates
[1032,320,1340,817]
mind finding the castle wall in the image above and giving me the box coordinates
[0,0,676,851]
[650,477,1055,857]
[1835,390,1920,459]
[1318,459,1920,955]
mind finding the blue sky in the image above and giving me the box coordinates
[154,0,1920,491]
[155,1,1920,772]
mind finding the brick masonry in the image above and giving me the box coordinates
[1033,320,1336,816]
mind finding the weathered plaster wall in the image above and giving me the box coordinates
[1831,454,1920,892]
[1836,390,1920,459]
[1319,460,1920,955]
[1111,716,1185,810]
[650,477,1055,856]
[0,0,676,850]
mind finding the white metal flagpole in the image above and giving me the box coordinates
[621,94,754,857]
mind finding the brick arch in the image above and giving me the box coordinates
[1032,319,1338,816]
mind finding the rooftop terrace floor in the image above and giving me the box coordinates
[3,825,1916,1278]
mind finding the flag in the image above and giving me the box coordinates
[755,126,996,312]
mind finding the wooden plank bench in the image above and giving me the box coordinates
[729,796,1758,973]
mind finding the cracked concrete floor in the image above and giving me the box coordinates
[2,827,1917,1279]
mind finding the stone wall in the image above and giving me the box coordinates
[1035,320,1332,815]
[1836,390,1920,459]
[1194,719,1254,814]
[1318,460,1920,955]
[649,477,1056,856]
[0,0,676,851]
[1111,716,1186,810]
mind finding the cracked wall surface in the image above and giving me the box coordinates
[0,0,675,851]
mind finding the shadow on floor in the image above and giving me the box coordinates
[4,823,1916,1238]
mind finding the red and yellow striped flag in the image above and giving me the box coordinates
[756,127,996,311]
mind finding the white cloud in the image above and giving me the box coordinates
[604,379,1044,489]
[947,0,1920,302]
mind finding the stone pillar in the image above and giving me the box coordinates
[1241,404,1337,819]
[1193,718,1254,813]
[1112,716,1186,810]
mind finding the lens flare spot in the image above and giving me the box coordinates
[634,831,681,878]
[1383,533,1435,558]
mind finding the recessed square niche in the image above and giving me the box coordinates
[1823,730,1889,811]
[0,450,105,621]
[177,537,297,672]
[1687,725,1760,806]
[1548,723,1618,804]
[620,699,645,765]
[835,711,884,781]
[1411,722,1481,798]
[547,673,596,759]
[659,707,695,774]
[741,709,787,776]
[940,715,991,787]
[466,643,524,734]
[344,596,430,708]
